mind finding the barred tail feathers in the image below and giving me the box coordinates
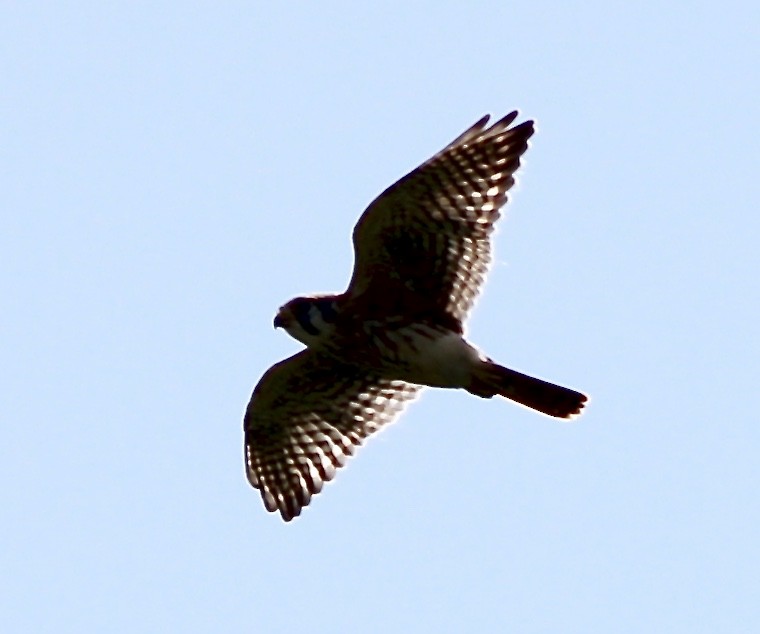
[468,361,587,419]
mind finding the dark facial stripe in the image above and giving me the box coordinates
[315,298,338,321]
[292,300,320,336]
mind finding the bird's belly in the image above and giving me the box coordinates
[371,325,481,388]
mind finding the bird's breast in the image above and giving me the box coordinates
[359,323,481,389]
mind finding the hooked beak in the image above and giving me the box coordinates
[273,313,285,329]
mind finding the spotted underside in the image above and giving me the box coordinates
[346,111,534,326]
[245,113,535,520]
[244,350,420,521]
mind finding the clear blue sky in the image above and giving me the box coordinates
[2,2,758,632]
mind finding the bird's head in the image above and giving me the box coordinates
[274,295,339,347]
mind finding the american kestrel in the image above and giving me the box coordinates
[244,112,587,521]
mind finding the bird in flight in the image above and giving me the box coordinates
[244,112,587,521]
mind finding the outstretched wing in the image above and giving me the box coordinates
[244,350,420,521]
[345,112,534,327]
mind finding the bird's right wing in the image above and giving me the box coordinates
[244,350,420,521]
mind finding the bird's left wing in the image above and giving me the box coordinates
[345,112,535,327]
[244,350,420,521]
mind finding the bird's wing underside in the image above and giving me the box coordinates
[244,350,420,521]
[346,112,535,327]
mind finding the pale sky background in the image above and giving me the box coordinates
[2,2,758,632]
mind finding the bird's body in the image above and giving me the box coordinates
[279,298,479,388]
[244,112,588,521]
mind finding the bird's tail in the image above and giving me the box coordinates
[468,361,587,419]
